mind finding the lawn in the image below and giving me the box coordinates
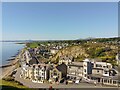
[27,42,39,48]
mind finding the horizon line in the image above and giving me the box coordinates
[1,36,119,41]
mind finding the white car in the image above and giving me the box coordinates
[75,80,80,84]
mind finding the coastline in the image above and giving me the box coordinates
[0,48,24,79]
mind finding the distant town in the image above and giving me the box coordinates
[1,37,120,89]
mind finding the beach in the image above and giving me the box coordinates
[0,49,24,79]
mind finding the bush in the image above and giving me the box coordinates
[3,77,14,81]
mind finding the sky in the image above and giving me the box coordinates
[2,2,118,40]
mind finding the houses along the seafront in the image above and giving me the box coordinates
[20,49,119,86]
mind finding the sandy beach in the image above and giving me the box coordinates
[0,49,23,79]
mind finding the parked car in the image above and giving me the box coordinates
[75,80,80,84]
[68,80,73,84]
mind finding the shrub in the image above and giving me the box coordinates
[3,77,14,81]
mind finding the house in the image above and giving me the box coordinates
[31,64,49,83]
[88,73,118,86]
[59,56,73,65]
[67,62,83,80]
[50,48,58,55]
[20,64,33,80]
[20,64,51,83]
[22,50,32,64]
[92,61,113,77]
[85,59,118,86]
[49,63,67,83]
[34,47,40,54]
[100,75,118,86]
[67,58,118,86]
[22,50,40,65]
[116,53,120,64]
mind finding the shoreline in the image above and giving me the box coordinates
[0,52,19,68]
[0,48,24,79]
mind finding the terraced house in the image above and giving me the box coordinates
[20,64,51,83]
[20,50,118,86]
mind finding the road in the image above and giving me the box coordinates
[14,68,118,89]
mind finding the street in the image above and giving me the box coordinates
[14,68,118,89]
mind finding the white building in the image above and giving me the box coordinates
[59,56,73,65]
[116,53,120,64]
[92,61,112,77]
[67,58,116,81]
[50,49,58,54]
[20,64,50,83]
[83,59,92,79]
[22,50,32,64]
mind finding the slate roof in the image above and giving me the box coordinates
[56,63,67,73]
[68,62,83,67]
[89,74,103,78]
[29,56,39,65]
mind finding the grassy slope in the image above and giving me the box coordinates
[0,79,31,90]
[51,43,117,65]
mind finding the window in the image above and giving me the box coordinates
[84,65,86,67]
[110,79,112,83]
[104,71,108,74]
[97,70,99,73]
[41,77,44,80]
[104,79,107,83]
[84,69,86,72]
[38,77,41,80]
[113,81,116,84]
[91,63,94,67]
[54,71,57,76]
[42,73,44,76]
[103,66,107,68]
[96,64,102,67]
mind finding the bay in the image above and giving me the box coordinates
[0,42,24,66]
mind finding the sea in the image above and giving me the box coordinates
[0,42,24,66]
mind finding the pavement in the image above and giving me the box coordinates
[14,68,118,89]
